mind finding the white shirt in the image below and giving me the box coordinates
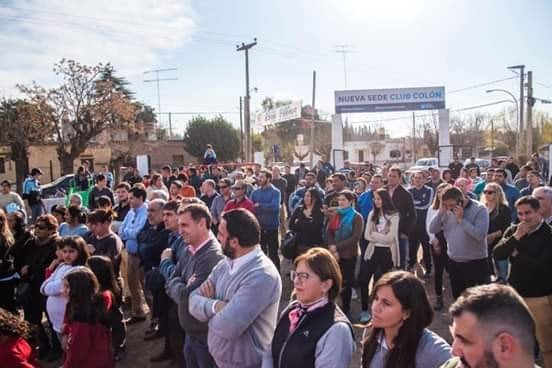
[227,246,261,275]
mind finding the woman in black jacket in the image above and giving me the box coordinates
[480,182,512,282]
[289,187,324,257]
[0,209,16,313]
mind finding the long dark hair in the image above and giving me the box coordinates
[371,188,397,224]
[303,187,322,212]
[87,255,121,304]
[58,236,90,266]
[361,271,433,368]
[64,267,108,326]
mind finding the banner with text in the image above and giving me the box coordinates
[335,87,445,113]
[255,101,302,126]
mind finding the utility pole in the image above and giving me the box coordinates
[236,39,257,162]
[490,119,495,154]
[168,112,172,138]
[144,68,178,132]
[309,71,317,167]
[508,65,525,156]
[526,70,534,157]
[335,45,351,89]
[239,96,244,161]
[412,112,416,162]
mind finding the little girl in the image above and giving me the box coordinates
[87,255,126,361]
[61,267,114,368]
[40,236,89,347]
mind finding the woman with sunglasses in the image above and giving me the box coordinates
[263,247,355,368]
[480,182,511,282]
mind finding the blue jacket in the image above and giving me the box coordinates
[356,191,373,222]
[250,184,281,230]
[160,232,187,280]
[409,185,434,226]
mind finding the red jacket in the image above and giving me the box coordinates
[62,292,114,368]
[223,197,256,214]
[0,337,38,368]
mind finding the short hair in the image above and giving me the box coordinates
[515,195,540,210]
[442,186,464,202]
[304,172,316,179]
[97,196,112,208]
[95,174,106,183]
[294,247,342,301]
[68,205,87,224]
[527,170,541,179]
[221,209,260,248]
[178,203,212,229]
[450,284,536,355]
[534,186,552,200]
[177,173,189,182]
[1,180,10,187]
[338,189,357,203]
[259,169,272,181]
[371,173,383,182]
[331,173,346,182]
[149,190,169,201]
[116,182,131,191]
[389,166,402,176]
[161,165,172,172]
[520,165,532,171]
[163,200,181,212]
[128,187,147,201]
[494,168,507,177]
[31,168,43,176]
[149,198,167,211]
[219,178,232,187]
[204,179,216,188]
[36,214,58,230]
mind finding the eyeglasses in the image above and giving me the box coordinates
[483,190,496,195]
[290,271,310,283]
[232,187,244,190]
[219,185,228,189]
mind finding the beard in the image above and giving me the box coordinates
[460,350,499,368]
[222,238,236,259]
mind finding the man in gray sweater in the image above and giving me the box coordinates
[166,203,224,368]
[429,187,490,299]
[189,209,282,368]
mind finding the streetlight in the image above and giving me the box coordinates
[486,89,519,157]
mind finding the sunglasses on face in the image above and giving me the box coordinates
[232,187,244,191]
[219,185,228,189]
[483,190,496,195]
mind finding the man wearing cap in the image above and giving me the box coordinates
[23,168,44,222]
[0,180,25,214]
[465,157,480,176]
[426,168,444,192]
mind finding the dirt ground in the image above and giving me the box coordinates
[44,261,454,368]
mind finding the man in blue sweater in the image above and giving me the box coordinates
[250,169,281,272]
[494,168,520,218]
[408,171,434,276]
[189,209,282,368]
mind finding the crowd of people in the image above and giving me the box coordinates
[0,150,551,368]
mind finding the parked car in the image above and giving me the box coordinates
[41,174,75,198]
[407,157,439,173]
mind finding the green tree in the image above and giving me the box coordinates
[19,59,137,175]
[183,115,241,162]
[0,99,54,190]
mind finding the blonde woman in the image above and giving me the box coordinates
[480,182,511,282]
[0,209,15,312]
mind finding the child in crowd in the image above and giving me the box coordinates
[87,255,126,361]
[61,267,114,368]
[40,236,90,360]
[0,307,39,368]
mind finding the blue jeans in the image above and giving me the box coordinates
[399,237,409,270]
[31,203,44,222]
[183,335,215,368]
[495,259,509,281]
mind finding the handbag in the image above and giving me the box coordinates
[281,231,298,260]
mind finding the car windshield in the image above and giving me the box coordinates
[415,159,434,166]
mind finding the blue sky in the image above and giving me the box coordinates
[1,0,551,137]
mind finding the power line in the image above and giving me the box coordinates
[335,45,352,89]
[448,77,518,94]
